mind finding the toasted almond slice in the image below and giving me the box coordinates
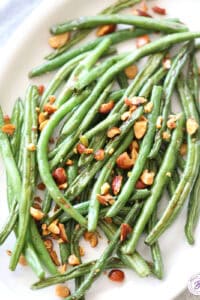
[50,250,60,266]
[94,149,105,161]
[107,127,121,138]
[96,194,115,206]
[136,35,150,48]
[144,102,153,113]
[131,147,138,165]
[116,152,134,169]
[180,143,187,156]
[112,175,123,195]
[19,255,27,266]
[68,254,80,266]
[48,222,60,235]
[44,103,57,114]
[55,285,71,298]
[38,112,48,124]
[156,116,163,129]
[59,223,68,242]
[27,143,36,151]
[39,120,48,131]
[120,223,132,242]
[162,131,171,141]
[99,101,115,114]
[49,32,70,49]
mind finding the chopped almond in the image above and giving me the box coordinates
[120,223,132,242]
[180,143,187,156]
[112,175,123,195]
[131,147,138,165]
[186,118,199,135]
[49,95,56,104]
[162,57,171,69]
[132,8,152,17]
[66,159,73,166]
[1,124,15,135]
[59,223,68,242]
[136,35,150,48]
[116,152,134,169]
[55,285,70,298]
[50,250,60,266]
[162,131,171,141]
[94,149,105,161]
[130,140,139,151]
[124,65,138,79]
[39,120,48,131]
[77,143,86,154]
[38,112,48,124]
[125,96,147,106]
[44,103,57,114]
[19,255,27,266]
[96,24,116,37]
[42,223,50,236]
[167,117,177,129]
[44,239,53,251]
[59,263,67,274]
[48,222,60,235]
[121,111,132,121]
[89,233,98,248]
[152,6,166,15]
[99,101,115,114]
[135,179,147,189]
[144,102,153,113]
[156,116,163,129]
[27,143,36,151]
[52,167,67,185]
[58,182,68,190]
[37,85,45,95]
[84,231,94,241]
[49,32,70,49]
[108,269,125,282]
[37,182,46,190]
[68,254,80,266]
[3,115,10,124]
[84,148,93,154]
[140,169,155,185]
[101,182,110,195]
[96,194,115,206]
[107,127,121,138]
[79,246,85,257]
[133,120,148,139]
[140,1,148,12]
[30,207,45,221]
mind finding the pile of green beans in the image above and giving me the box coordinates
[1,1,200,299]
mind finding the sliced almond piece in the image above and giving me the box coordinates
[30,207,45,221]
[186,118,199,135]
[100,182,110,195]
[96,24,116,37]
[124,65,138,79]
[133,120,148,139]
[140,169,155,185]
[49,33,70,49]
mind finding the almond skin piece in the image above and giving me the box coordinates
[120,223,132,242]
[152,6,166,15]
[135,179,147,189]
[108,269,125,282]
[49,32,70,49]
[96,24,116,37]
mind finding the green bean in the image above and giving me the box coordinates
[84,113,121,140]
[9,86,39,270]
[29,220,59,274]
[24,243,45,279]
[46,188,150,224]
[147,208,164,279]
[0,202,18,244]
[177,154,186,171]
[31,257,126,290]
[185,169,200,244]
[148,43,193,159]
[116,71,129,89]
[188,53,200,112]
[99,217,151,277]
[29,28,152,77]
[50,83,113,169]
[46,0,144,59]
[106,85,163,218]
[75,53,127,91]
[66,202,145,300]
[40,52,88,108]
[145,79,200,246]
[88,131,133,231]
[65,107,143,200]
[37,94,89,226]
[122,113,185,254]
[51,15,187,35]
[10,98,24,160]
[167,171,180,198]
[59,242,71,265]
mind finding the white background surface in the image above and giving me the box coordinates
[0,0,200,299]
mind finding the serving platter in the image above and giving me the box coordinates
[0,0,200,299]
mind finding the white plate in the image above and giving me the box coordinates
[0,0,200,299]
